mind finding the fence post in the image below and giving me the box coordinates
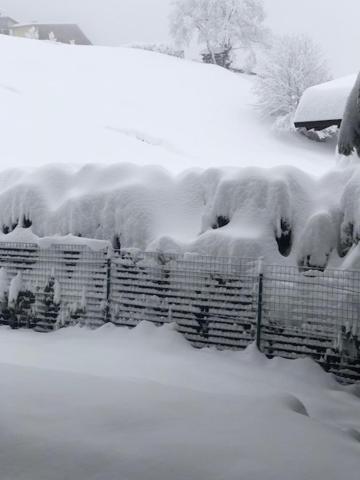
[256,258,264,351]
[105,251,112,323]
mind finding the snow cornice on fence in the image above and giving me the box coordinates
[0,227,111,253]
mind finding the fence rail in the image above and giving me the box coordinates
[0,241,359,383]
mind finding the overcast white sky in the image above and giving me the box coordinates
[1,0,358,77]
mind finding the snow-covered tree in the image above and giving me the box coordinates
[48,31,57,43]
[254,34,331,125]
[8,273,35,329]
[34,275,61,331]
[170,0,267,67]
[25,26,39,40]
[66,287,87,326]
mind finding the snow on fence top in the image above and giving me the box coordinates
[3,163,360,273]
[294,74,356,129]
[0,227,111,252]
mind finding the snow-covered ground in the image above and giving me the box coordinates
[0,322,359,480]
[0,34,335,174]
[0,32,359,480]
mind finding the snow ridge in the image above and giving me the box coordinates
[0,162,359,270]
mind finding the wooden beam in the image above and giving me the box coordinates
[294,119,342,131]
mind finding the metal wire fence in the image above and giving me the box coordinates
[261,265,360,382]
[0,241,358,382]
[110,250,259,349]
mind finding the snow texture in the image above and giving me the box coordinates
[0,322,359,480]
[0,227,110,251]
[1,164,360,270]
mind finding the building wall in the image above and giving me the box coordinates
[10,25,38,39]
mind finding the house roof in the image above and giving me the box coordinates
[294,75,356,130]
[11,23,92,45]
[0,16,17,28]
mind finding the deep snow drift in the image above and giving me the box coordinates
[2,162,360,271]
[0,322,359,480]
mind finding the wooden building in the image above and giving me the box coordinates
[0,15,17,35]
[294,75,356,131]
[10,23,92,45]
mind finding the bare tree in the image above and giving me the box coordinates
[170,0,268,67]
[254,34,331,122]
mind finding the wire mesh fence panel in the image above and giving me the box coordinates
[110,251,260,349]
[262,265,360,383]
[0,240,359,383]
[0,242,109,331]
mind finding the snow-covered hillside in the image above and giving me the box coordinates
[0,322,359,480]
[0,34,334,173]
[1,35,359,270]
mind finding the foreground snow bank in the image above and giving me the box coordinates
[0,322,359,480]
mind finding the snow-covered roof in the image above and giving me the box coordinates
[10,23,92,45]
[294,75,356,127]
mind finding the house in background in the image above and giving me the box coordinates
[0,14,17,34]
[9,23,92,45]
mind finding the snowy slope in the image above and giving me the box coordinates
[0,34,334,174]
[0,322,359,480]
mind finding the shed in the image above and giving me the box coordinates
[294,75,356,131]
[0,15,17,35]
[10,23,92,45]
